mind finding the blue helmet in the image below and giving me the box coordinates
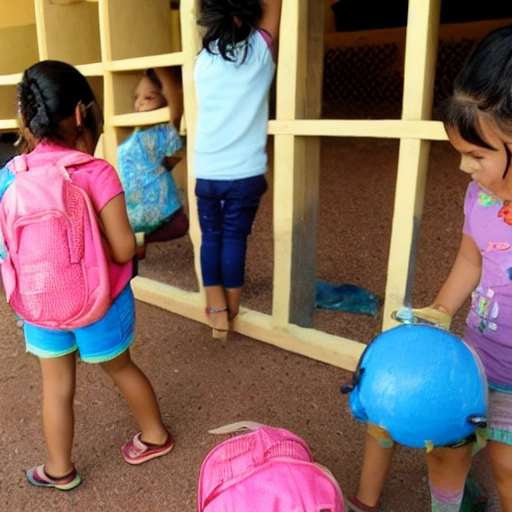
[342,324,488,449]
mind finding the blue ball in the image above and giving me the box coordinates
[347,324,488,448]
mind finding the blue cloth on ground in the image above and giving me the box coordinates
[315,280,380,316]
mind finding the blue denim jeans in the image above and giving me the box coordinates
[195,175,267,288]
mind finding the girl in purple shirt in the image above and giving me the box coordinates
[347,24,512,512]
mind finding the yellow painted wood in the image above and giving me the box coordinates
[75,62,104,76]
[402,0,441,120]
[272,0,303,328]
[382,0,441,330]
[237,313,365,372]
[169,2,181,52]
[0,85,18,120]
[100,72,119,167]
[0,119,18,131]
[111,108,170,128]
[104,52,185,72]
[132,276,365,371]
[35,0,101,65]
[0,24,38,75]
[0,0,36,28]
[272,0,323,329]
[269,119,448,140]
[180,0,204,294]
[97,0,118,167]
[272,134,296,327]
[0,73,24,86]
[106,0,174,61]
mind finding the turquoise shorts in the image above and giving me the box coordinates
[23,285,135,363]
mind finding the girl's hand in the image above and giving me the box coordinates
[411,305,452,330]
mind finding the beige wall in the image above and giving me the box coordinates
[0,0,36,28]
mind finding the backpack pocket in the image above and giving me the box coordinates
[11,210,88,326]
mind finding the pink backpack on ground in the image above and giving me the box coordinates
[198,421,345,512]
[0,150,111,329]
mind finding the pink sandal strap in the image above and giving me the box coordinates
[122,431,174,465]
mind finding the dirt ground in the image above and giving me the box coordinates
[0,137,503,511]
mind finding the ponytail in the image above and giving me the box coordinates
[198,0,263,61]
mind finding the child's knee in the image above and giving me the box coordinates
[100,349,132,375]
[174,209,189,236]
[488,442,512,480]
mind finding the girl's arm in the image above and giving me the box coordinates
[259,0,283,42]
[154,67,184,131]
[431,233,482,316]
[99,193,136,264]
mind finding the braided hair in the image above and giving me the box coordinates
[17,60,102,150]
[198,0,263,61]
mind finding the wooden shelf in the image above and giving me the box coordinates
[111,108,170,128]
[0,73,23,86]
[76,62,104,77]
[0,119,18,132]
[105,52,185,72]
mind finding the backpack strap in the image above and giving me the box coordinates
[208,421,264,435]
[207,422,312,462]
[6,150,94,176]
[55,149,95,170]
[6,155,29,174]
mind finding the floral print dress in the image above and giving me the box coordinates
[118,123,184,233]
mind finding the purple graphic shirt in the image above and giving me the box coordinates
[463,180,512,390]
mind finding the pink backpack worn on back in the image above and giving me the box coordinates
[198,421,345,512]
[0,149,111,329]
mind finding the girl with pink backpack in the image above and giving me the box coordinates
[0,61,173,490]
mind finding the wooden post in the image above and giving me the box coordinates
[382,0,442,330]
[179,0,204,292]
[273,0,324,328]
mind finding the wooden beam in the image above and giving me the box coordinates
[180,0,204,294]
[104,52,185,72]
[268,119,448,140]
[111,107,170,127]
[132,276,365,371]
[0,119,18,130]
[75,62,104,76]
[97,0,117,166]
[382,0,442,330]
[0,73,23,86]
[273,0,324,328]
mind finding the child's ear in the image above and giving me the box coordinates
[74,102,87,131]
